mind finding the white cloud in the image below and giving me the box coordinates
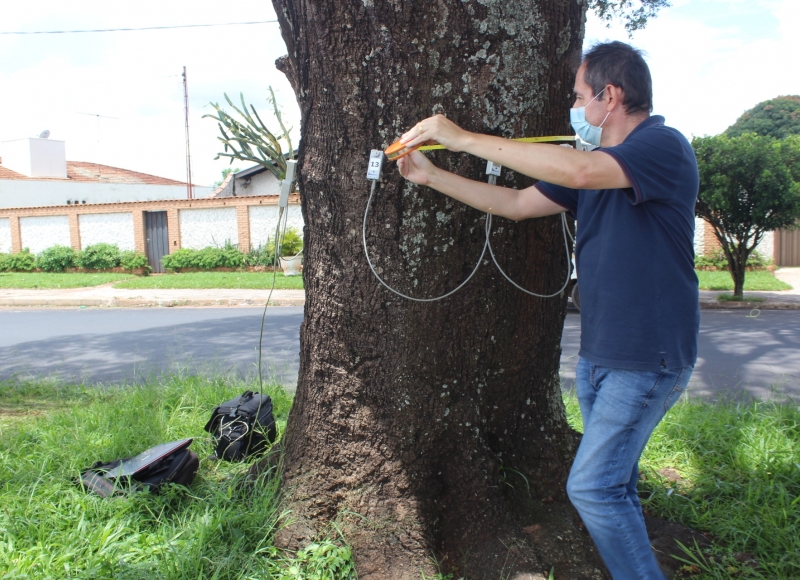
[585,0,800,139]
[2,0,797,187]
[0,0,298,186]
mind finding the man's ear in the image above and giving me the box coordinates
[605,85,624,112]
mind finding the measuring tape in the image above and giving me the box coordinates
[385,135,577,161]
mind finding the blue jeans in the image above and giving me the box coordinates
[567,357,692,580]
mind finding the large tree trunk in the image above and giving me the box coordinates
[269,1,604,578]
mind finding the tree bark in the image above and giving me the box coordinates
[268,1,604,578]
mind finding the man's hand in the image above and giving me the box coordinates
[400,114,472,153]
[396,150,436,186]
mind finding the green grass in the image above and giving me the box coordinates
[696,270,792,291]
[113,271,305,290]
[565,392,800,579]
[0,272,135,288]
[716,293,766,303]
[0,376,352,580]
[2,377,797,579]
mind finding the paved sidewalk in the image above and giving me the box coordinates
[0,268,797,309]
[699,267,800,310]
[0,286,306,308]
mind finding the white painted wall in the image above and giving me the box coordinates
[693,217,705,256]
[0,218,11,253]
[179,207,238,249]
[19,215,70,254]
[695,218,776,262]
[79,212,135,250]
[756,231,774,260]
[0,180,214,209]
[248,205,304,250]
[1,138,67,178]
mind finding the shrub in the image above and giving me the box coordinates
[277,227,303,257]
[77,243,121,270]
[161,242,245,271]
[0,249,36,272]
[218,241,246,268]
[35,245,77,272]
[245,244,277,267]
[695,249,772,270]
[120,250,151,274]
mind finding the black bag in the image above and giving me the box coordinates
[79,439,199,498]
[204,390,277,461]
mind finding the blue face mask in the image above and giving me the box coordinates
[570,88,609,147]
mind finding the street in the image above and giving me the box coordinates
[0,307,798,400]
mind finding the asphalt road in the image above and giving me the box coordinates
[0,307,303,388]
[0,307,798,400]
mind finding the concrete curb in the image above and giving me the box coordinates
[1,296,798,309]
[699,301,800,310]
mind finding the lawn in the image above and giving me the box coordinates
[0,272,135,289]
[695,270,792,291]
[112,271,305,290]
[2,376,797,579]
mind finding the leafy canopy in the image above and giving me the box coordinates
[694,134,800,237]
[693,133,800,295]
[725,95,800,140]
[590,0,671,34]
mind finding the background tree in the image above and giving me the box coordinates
[262,1,675,579]
[693,133,800,298]
[213,167,240,187]
[725,95,800,140]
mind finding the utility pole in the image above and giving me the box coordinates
[182,66,194,200]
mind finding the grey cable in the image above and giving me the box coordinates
[485,211,573,298]
[362,180,488,302]
[363,177,573,301]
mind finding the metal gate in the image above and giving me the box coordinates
[775,224,800,267]
[144,211,169,273]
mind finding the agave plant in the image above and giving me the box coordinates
[204,86,296,184]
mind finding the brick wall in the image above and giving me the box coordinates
[0,194,300,255]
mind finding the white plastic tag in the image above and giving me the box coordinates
[278,159,297,209]
[367,150,384,181]
[485,160,502,177]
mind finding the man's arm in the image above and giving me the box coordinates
[400,115,632,190]
[398,150,566,220]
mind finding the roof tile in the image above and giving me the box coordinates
[0,161,186,186]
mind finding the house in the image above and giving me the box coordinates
[0,137,213,208]
[209,164,282,198]
[0,137,302,272]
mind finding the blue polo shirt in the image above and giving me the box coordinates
[537,115,700,371]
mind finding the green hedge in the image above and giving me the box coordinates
[0,249,35,272]
[161,243,246,271]
[0,245,150,274]
[35,245,77,272]
[162,232,303,271]
[76,243,121,270]
[695,249,772,270]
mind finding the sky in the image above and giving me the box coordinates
[1,0,798,187]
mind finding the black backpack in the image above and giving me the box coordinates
[204,390,277,461]
[79,439,199,498]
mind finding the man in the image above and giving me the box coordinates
[395,41,699,580]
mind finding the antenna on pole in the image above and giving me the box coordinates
[76,111,119,178]
[182,66,194,200]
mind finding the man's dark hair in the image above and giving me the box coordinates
[582,41,652,115]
